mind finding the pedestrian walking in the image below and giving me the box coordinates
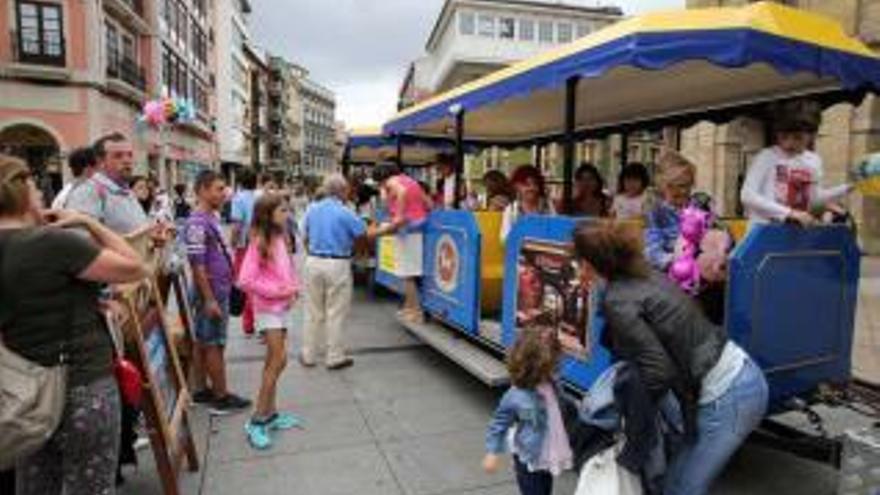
[237,193,303,449]
[230,169,258,336]
[300,174,370,369]
[0,154,149,495]
[483,326,572,495]
[185,170,252,414]
[573,221,768,495]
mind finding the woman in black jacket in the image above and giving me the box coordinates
[573,221,767,495]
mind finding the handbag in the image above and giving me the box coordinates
[575,440,643,495]
[104,312,143,407]
[204,221,246,317]
[0,232,68,471]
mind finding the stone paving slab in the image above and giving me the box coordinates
[207,399,373,464]
[202,444,405,495]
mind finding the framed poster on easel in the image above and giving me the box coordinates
[118,277,199,495]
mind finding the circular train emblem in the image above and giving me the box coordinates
[434,234,460,293]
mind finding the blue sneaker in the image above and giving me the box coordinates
[268,412,303,431]
[245,421,272,450]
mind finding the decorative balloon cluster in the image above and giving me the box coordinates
[668,196,733,295]
[139,96,197,128]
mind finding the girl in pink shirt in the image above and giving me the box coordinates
[237,193,302,449]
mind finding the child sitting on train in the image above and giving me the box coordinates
[482,326,572,495]
[644,151,698,273]
[741,99,853,227]
[611,162,652,220]
[501,165,555,244]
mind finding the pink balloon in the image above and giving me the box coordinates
[143,100,165,127]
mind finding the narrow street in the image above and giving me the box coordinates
[119,261,880,495]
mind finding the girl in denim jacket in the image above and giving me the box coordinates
[483,327,572,495]
[237,193,302,449]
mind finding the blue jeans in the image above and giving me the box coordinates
[663,358,768,495]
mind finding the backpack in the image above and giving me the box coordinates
[0,232,68,470]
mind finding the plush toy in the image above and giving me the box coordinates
[697,229,733,283]
[668,205,711,295]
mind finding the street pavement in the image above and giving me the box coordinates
[119,262,880,495]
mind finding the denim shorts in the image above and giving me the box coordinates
[192,294,230,346]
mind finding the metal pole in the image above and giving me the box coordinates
[620,131,630,169]
[396,134,403,167]
[563,76,580,215]
[454,109,465,209]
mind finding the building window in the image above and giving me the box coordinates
[519,19,534,41]
[499,17,515,39]
[538,20,554,43]
[478,14,495,38]
[557,22,572,43]
[576,22,591,38]
[16,0,65,66]
[106,23,119,69]
[459,11,475,35]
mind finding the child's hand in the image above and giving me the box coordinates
[787,209,816,227]
[482,454,500,474]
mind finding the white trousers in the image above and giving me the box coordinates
[302,256,353,365]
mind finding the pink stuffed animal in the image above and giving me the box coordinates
[668,206,710,294]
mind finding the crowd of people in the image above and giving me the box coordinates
[0,99,857,495]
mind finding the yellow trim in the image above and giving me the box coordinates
[349,126,385,139]
[390,1,877,124]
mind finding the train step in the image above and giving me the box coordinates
[396,315,510,387]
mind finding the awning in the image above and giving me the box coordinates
[384,1,880,143]
[346,126,471,166]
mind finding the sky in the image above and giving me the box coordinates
[251,0,684,130]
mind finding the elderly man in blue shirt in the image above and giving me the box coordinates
[301,173,374,369]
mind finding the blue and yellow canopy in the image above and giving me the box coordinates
[384,1,880,143]
[345,126,470,166]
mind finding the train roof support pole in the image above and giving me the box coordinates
[563,76,580,215]
[452,105,465,210]
[396,134,404,168]
[620,131,630,169]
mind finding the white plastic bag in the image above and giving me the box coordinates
[575,442,643,495]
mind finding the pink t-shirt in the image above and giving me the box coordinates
[388,174,429,224]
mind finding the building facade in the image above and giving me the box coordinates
[244,42,268,170]
[0,0,157,196]
[156,0,217,187]
[266,56,300,176]
[213,0,251,171]
[684,0,880,252]
[399,0,622,109]
[299,76,336,177]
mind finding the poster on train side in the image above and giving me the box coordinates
[515,240,592,361]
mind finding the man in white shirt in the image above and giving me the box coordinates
[52,147,97,210]
[741,101,852,226]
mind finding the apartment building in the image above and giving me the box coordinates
[399,0,622,109]
[214,0,252,171]
[299,76,336,177]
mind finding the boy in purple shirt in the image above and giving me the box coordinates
[185,170,251,414]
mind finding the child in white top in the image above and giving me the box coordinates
[741,101,852,226]
[611,162,651,220]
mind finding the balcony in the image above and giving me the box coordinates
[106,57,147,100]
[104,0,150,34]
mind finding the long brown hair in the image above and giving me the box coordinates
[250,193,285,261]
[507,326,561,389]
[573,220,650,281]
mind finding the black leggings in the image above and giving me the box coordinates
[514,456,553,495]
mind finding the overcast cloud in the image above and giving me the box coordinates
[251,0,683,129]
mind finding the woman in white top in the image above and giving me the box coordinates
[741,101,852,226]
[500,165,555,244]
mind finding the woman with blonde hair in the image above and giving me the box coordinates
[0,154,148,495]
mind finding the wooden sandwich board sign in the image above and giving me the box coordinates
[119,277,199,495]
